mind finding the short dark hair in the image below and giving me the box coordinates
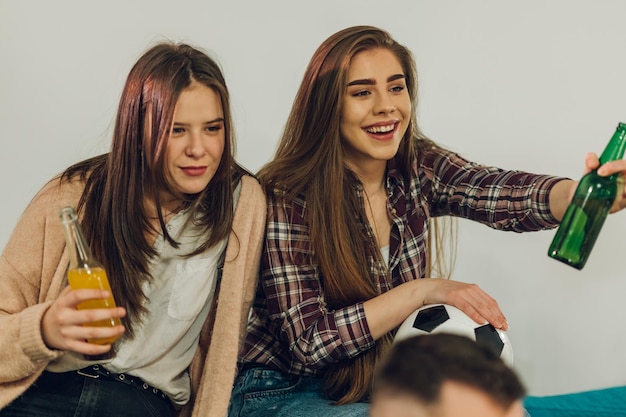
[373,333,526,410]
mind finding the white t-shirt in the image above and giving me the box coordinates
[104,206,227,405]
[381,245,390,267]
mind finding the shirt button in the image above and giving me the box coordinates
[390,208,397,215]
[167,225,173,231]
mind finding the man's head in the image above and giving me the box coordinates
[370,333,526,417]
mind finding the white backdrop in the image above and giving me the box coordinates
[2,0,625,396]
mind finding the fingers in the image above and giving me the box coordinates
[451,284,508,330]
[597,158,626,177]
[42,286,126,354]
[424,279,508,331]
[596,159,626,213]
[61,324,126,355]
[61,288,116,309]
[584,152,600,174]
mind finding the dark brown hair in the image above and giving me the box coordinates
[62,42,242,337]
[258,26,446,403]
[374,334,526,410]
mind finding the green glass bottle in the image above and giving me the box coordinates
[548,122,626,269]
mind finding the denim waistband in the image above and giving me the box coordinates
[76,365,169,403]
[238,362,271,373]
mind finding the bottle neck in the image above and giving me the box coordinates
[60,207,97,269]
[599,122,626,165]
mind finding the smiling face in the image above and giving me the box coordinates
[340,47,411,176]
[163,81,225,202]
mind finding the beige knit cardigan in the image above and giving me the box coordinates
[0,175,266,417]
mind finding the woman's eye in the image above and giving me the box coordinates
[206,124,223,133]
[352,90,371,97]
[390,85,405,93]
[171,127,185,135]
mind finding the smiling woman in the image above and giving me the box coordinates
[227,25,626,417]
[341,48,412,248]
[341,48,411,177]
[0,42,266,417]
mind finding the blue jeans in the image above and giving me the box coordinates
[0,371,174,417]
[228,366,369,417]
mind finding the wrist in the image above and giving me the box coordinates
[549,179,576,221]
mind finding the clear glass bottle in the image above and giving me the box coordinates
[548,122,626,269]
[59,206,121,344]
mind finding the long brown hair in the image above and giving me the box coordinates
[61,43,242,337]
[258,26,454,404]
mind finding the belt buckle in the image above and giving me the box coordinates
[77,367,100,379]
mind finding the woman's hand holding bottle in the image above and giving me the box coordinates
[41,286,126,355]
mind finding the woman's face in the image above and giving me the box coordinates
[163,81,225,200]
[340,47,411,174]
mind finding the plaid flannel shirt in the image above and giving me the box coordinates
[239,148,564,377]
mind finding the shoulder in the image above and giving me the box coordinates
[239,175,264,201]
[24,176,85,222]
[2,175,85,276]
[232,175,266,230]
[225,176,266,260]
[236,175,266,212]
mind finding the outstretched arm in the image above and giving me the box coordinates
[549,153,626,220]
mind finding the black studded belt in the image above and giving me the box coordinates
[76,365,169,402]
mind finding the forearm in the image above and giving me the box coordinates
[0,302,62,383]
[548,179,576,221]
[363,279,425,340]
[364,277,510,335]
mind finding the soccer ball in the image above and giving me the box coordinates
[394,303,514,366]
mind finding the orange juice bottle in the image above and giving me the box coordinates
[59,206,121,345]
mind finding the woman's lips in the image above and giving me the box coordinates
[181,166,207,176]
[363,121,398,141]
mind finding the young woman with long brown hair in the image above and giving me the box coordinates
[0,42,265,417]
[228,25,626,417]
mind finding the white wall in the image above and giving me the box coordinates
[2,0,625,396]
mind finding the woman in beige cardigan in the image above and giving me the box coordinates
[0,42,265,417]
